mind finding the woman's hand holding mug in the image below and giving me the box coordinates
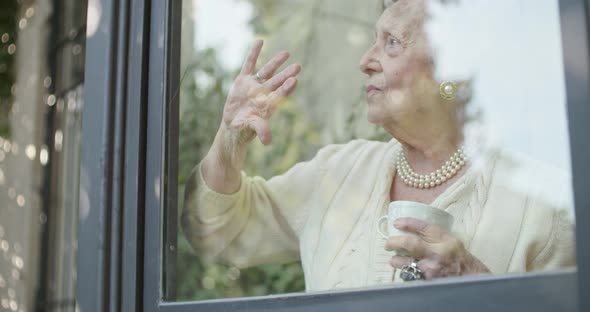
[386,217,491,279]
[378,201,490,281]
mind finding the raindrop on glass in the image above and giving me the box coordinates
[47,94,56,106]
[43,77,52,88]
[18,18,27,29]
[16,195,25,207]
[25,7,35,18]
[7,44,16,55]
[40,147,49,165]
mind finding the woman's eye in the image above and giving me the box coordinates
[387,37,400,47]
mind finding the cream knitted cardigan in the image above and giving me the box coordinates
[182,139,576,292]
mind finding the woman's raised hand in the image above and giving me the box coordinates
[223,39,301,146]
[201,40,300,193]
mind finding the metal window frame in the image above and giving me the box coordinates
[77,0,149,311]
[78,0,590,311]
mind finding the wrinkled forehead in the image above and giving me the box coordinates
[376,0,427,39]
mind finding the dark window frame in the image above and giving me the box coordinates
[78,0,590,311]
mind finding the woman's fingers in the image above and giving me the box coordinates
[231,41,300,146]
[416,258,445,280]
[240,39,264,75]
[264,63,301,91]
[248,78,297,143]
[247,115,272,145]
[386,235,429,259]
[394,217,449,242]
[256,51,290,81]
[242,77,297,145]
[267,77,298,107]
[390,255,413,269]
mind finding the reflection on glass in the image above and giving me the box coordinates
[176,0,576,301]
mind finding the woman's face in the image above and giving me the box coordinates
[359,0,437,128]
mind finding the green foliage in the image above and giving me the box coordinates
[0,1,17,138]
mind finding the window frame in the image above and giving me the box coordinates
[78,0,590,311]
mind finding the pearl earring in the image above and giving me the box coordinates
[439,81,458,100]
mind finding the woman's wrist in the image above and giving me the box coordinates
[216,123,250,169]
[200,125,249,194]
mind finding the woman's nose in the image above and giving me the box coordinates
[359,48,381,75]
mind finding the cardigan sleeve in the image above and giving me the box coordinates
[473,151,577,274]
[528,209,576,271]
[181,144,341,268]
[525,166,577,271]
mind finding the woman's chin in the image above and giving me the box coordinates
[366,110,384,126]
[366,98,393,126]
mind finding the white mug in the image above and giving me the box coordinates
[377,201,454,254]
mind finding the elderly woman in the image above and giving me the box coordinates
[182,0,575,291]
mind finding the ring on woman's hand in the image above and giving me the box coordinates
[255,72,264,83]
[400,260,425,281]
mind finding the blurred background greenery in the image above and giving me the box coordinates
[176,0,388,301]
[0,1,17,139]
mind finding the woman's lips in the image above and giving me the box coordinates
[366,85,382,96]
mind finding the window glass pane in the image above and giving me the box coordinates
[172,0,576,301]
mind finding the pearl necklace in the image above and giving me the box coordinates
[396,147,467,189]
